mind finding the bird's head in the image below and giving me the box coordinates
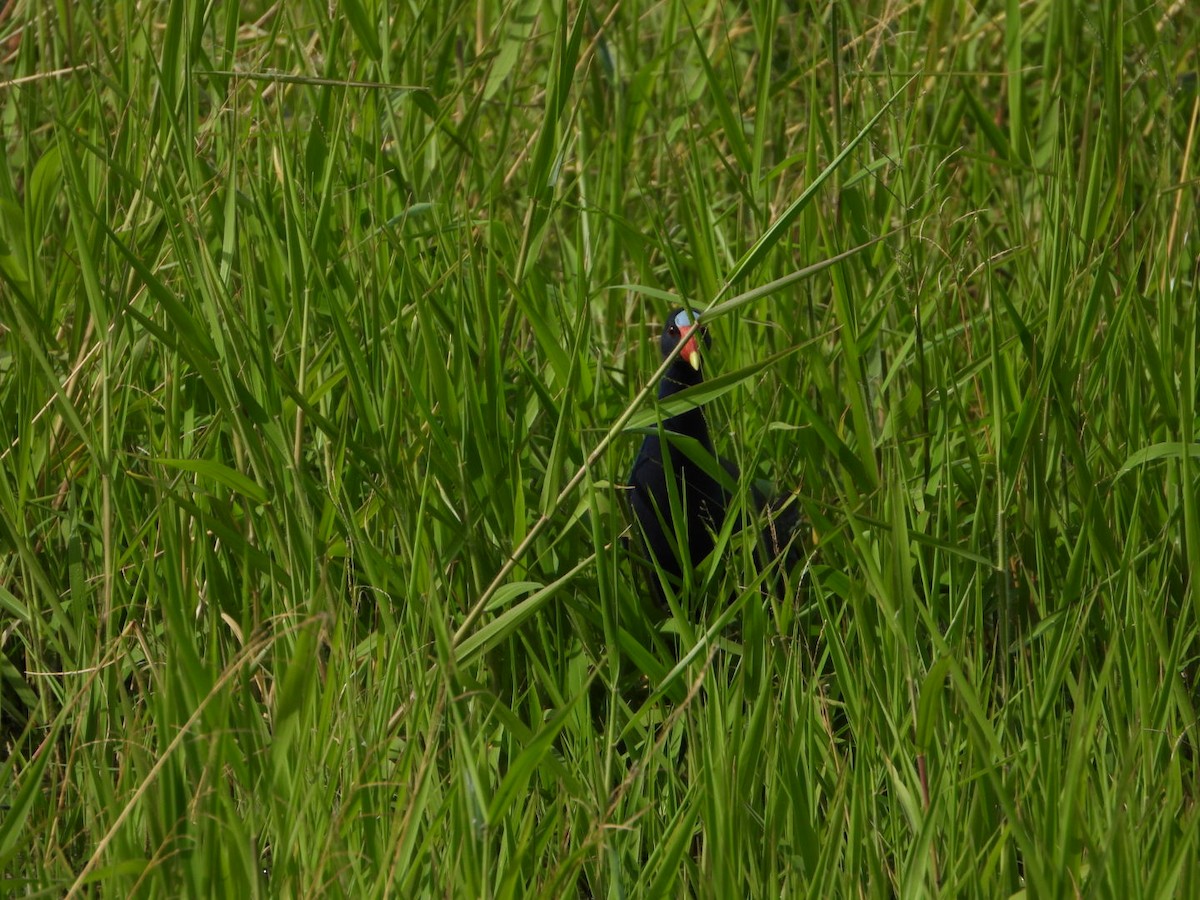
[661,307,710,374]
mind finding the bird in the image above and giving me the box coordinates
[627,308,804,603]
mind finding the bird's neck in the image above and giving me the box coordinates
[657,361,712,447]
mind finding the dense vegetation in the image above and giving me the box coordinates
[2,0,1199,895]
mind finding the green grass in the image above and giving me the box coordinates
[2,0,1199,896]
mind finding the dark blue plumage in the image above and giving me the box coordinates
[627,309,804,599]
[627,309,726,588]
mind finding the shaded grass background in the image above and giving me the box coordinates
[1,0,1199,895]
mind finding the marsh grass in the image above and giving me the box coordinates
[2,0,1199,896]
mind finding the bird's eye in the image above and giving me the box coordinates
[668,324,679,336]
